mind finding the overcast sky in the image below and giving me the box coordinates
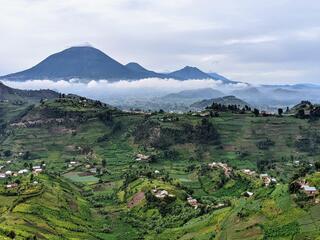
[1,0,320,84]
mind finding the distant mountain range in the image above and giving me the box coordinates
[0,81,58,102]
[191,96,250,109]
[0,46,235,83]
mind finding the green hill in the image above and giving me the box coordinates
[0,95,319,239]
[191,95,250,109]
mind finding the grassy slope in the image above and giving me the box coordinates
[0,99,319,239]
[0,175,108,240]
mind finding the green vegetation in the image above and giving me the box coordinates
[0,95,319,239]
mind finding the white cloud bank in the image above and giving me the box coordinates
[3,78,248,101]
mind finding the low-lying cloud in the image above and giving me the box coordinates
[3,78,248,102]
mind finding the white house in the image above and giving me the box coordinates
[18,169,29,174]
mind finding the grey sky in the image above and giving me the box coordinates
[0,0,320,84]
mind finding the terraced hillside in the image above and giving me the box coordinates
[0,96,319,239]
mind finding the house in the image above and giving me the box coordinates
[33,181,39,185]
[68,161,77,168]
[260,174,271,186]
[18,169,29,174]
[155,190,169,199]
[303,186,317,196]
[6,183,18,189]
[208,162,218,168]
[33,168,43,174]
[89,168,97,174]
[187,196,199,209]
[5,170,12,176]
[154,189,175,199]
[242,169,256,176]
[244,191,254,197]
[32,166,41,170]
[0,173,6,179]
[208,162,233,177]
[200,112,210,117]
[154,170,160,174]
[0,166,4,170]
[135,154,150,161]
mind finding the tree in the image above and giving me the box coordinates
[315,161,320,171]
[296,109,305,119]
[102,159,107,168]
[3,150,12,157]
[253,108,260,117]
[278,108,283,116]
[7,231,16,239]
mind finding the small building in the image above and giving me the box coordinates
[135,154,150,161]
[89,168,97,174]
[154,189,175,199]
[242,169,256,176]
[33,168,43,174]
[32,166,41,170]
[260,174,271,186]
[244,191,254,197]
[208,162,217,168]
[18,169,29,174]
[303,186,317,196]
[187,196,199,209]
[154,170,160,174]
[5,170,12,176]
[271,178,277,184]
[6,183,18,189]
[200,112,210,117]
[155,190,168,199]
[0,173,6,179]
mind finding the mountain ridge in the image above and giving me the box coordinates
[0,46,235,83]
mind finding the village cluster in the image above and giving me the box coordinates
[0,161,44,190]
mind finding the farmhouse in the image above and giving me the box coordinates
[153,189,175,199]
[303,186,317,196]
[18,169,29,174]
[187,196,199,209]
[260,173,271,186]
[6,183,18,189]
[244,191,254,197]
[135,154,150,161]
[208,162,232,177]
[242,169,256,176]
[33,168,43,174]
[68,161,78,168]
